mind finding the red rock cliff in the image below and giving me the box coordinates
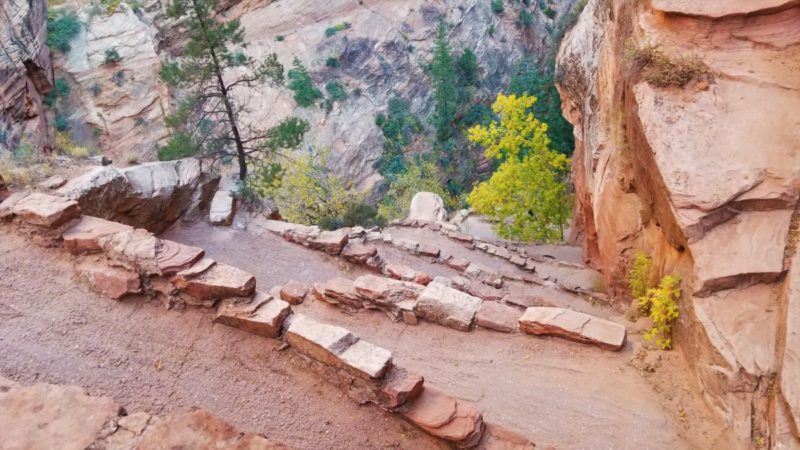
[556,0,800,447]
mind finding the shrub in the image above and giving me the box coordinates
[325,56,339,68]
[627,42,711,88]
[324,22,350,38]
[12,141,35,163]
[378,158,455,222]
[45,78,70,107]
[638,275,681,350]
[518,9,533,27]
[490,0,504,14]
[543,6,556,19]
[287,58,322,107]
[104,47,121,64]
[90,82,102,97]
[112,70,125,86]
[325,80,347,102]
[47,11,81,54]
[275,35,285,42]
[487,23,496,36]
[54,113,69,131]
[55,132,91,159]
[628,252,653,301]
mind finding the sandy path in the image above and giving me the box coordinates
[0,229,446,450]
[164,221,729,450]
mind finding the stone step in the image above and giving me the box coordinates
[476,302,522,333]
[518,307,627,351]
[75,259,142,300]
[173,259,256,301]
[379,366,424,409]
[63,216,133,255]
[213,293,291,339]
[279,280,310,305]
[155,239,205,274]
[403,388,484,448]
[417,282,483,332]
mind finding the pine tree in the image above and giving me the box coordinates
[430,18,457,142]
[158,0,299,181]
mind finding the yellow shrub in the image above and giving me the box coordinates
[627,252,653,302]
[639,275,682,350]
[55,132,92,159]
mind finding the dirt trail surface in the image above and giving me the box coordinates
[0,228,446,450]
[163,221,732,449]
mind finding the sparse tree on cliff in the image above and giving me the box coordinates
[431,18,457,142]
[158,0,303,181]
[467,93,571,242]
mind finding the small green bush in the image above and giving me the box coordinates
[325,81,347,102]
[112,70,125,86]
[104,47,121,64]
[325,56,339,68]
[518,9,533,27]
[487,23,496,36]
[543,6,556,19]
[287,58,322,107]
[275,35,285,42]
[324,22,350,38]
[90,83,102,97]
[490,0,504,14]
[54,113,69,131]
[47,11,81,54]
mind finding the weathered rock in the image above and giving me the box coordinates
[0,379,119,450]
[365,253,386,272]
[75,260,141,299]
[447,231,474,244]
[385,263,416,281]
[353,275,423,318]
[509,255,526,267]
[260,219,320,243]
[214,294,271,325]
[0,174,8,200]
[476,302,521,333]
[467,281,505,302]
[63,216,133,254]
[280,280,310,305]
[341,242,378,264]
[503,285,552,308]
[312,278,365,310]
[0,192,81,228]
[309,229,350,255]
[407,192,447,222]
[155,239,205,274]
[519,307,627,351]
[783,250,800,433]
[444,255,471,272]
[494,246,511,260]
[173,260,256,302]
[404,388,484,447]
[56,159,219,233]
[413,272,433,286]
[339,339,393,380]
[209,190,235,226]
[380,366,424,409]
[98,228,161,274]
[417,282,482,331]
[215,295,291,339]
[479,423,536,449]
[285,314,358,367]
[38,175,67,190]
[417,243,441,258]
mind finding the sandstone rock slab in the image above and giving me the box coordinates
[467,281,505,302]
[444,255,471,272]
[156,239,205,274]
[312,278,365,310]
[341,242,378,264]
[209,190,235,226]
[285,314,358,367]
[76,260,141,299]
[519,307,626,351]
[280,280,310,305]
[417,282,482,331]
[173,260,256,301]
[404,388,483,447]
[339,339,393,380]
[214,293,291,338]
[380,366,424,409]
[0,192,81,227]
[309,229,350,255]
[476,302,521,333]
[63,216,133,255]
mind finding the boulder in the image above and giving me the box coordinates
[209,190,235,226]
[407,192,447,222]
[0,192,81,228]
[173,259,256,302]
[75,260,141,299]
[56,159,219,233]
[214,294,291,338]
[518,307,627,351]
[417,282,482,331]
[380,366,424,409]
[403,388,484,447]
[467,281,505,302]
[309,229,350,255]
[338,339,393,380]
[311,278,365,310]
[280,280,310,305]
[476,302,521,333]
[285,314,359,367]
[341,242,378,264]
[63,216,133,254]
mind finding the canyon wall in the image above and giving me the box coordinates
[556,0,800,447]
[0,0,53,154]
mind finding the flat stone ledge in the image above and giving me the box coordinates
[519,307,627,351]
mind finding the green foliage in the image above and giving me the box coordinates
[325,81,347,102]
[90,82,102,97]
[287,58,322,107]
[112,70,125,86]
[487,23,496,36]
[638,275,682,350]
[275,35,285,42]
[455,49,479,87]
[253,147,363,227]
[160,0,300,180]
[518,9,533,27]
[509,58,574,154]
[265,117,310,149]
[467,93,571,242]
[543,6,556,19]
[47,10,81,54]
[45,78,70,107]
[100,0,123,13]
[431,19,457,142]
[490,0,504,14]
[324,22,350,38]
[12,141,35,163]
[378,158,455,222]
[374,96,421,178]
[325,56,339,68]
[54,113,69,131]
[461,103,494,127]
[628,252,653,300]
[104,47,121,64]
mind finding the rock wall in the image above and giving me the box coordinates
[556,0,800,447]
[0,0,53,154]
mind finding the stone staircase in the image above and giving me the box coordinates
[0,191,540,449]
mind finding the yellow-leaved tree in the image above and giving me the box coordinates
[467,93,571,242]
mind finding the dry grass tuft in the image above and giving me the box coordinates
[627,42,712,88]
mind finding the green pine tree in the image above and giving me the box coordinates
[158,0,295,181]
[431,18,457,142]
